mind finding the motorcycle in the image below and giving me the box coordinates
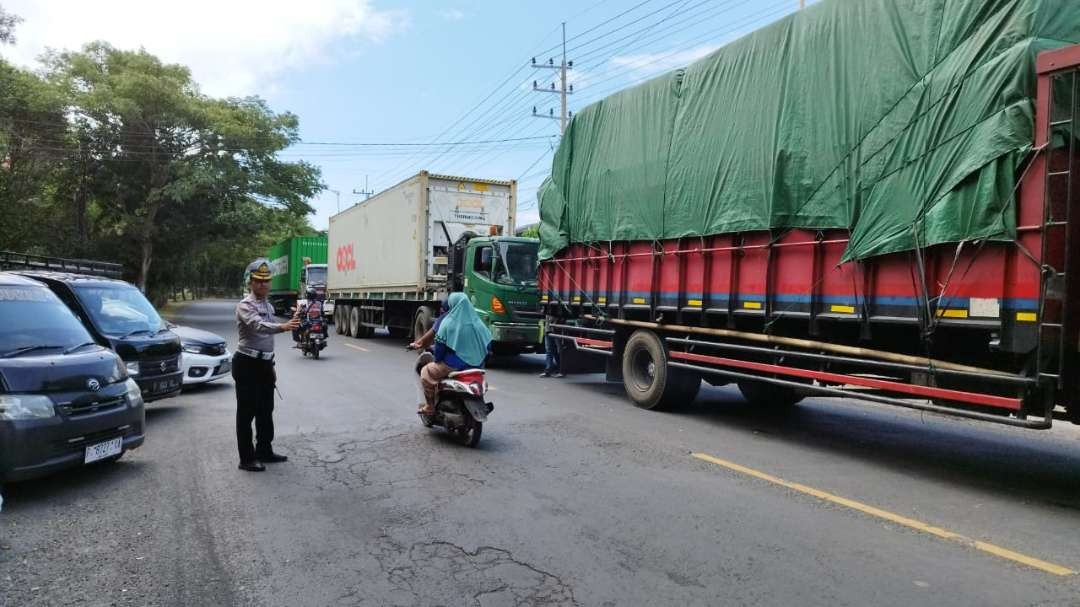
[296,299,328,359]
[410,349,493,447]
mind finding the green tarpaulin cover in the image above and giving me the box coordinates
[538,0,1080,261]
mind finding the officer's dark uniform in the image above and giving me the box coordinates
[233,259,288,470]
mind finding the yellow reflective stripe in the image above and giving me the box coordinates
[1016,312,1037,322]
[936,309,969,319]
[687,299,703,307]
[743,301,762,310]
[830,305,856,314]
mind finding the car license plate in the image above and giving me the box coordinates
[153,378,180,393]
[84,437,122,464]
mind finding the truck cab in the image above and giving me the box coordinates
[298,263,333,320]
[455,236,542,353]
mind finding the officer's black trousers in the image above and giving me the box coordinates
[232,353,276,463]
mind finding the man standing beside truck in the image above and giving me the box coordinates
[233,259,300,472]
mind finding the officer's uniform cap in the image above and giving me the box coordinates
[246,258,273,281]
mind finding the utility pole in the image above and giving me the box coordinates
[329,189,341,213]
[531,22,573,134]
[352,175,374,201]
[800,0,805,8]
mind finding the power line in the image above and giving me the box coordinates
[565,0,700,55]
[571,2,795,106]
[533,0,657,58]
[571,0,728,66]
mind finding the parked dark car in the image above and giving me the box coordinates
[0,273,145,482]
[15,271,183,402]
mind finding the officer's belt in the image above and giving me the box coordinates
[236,346,274,361]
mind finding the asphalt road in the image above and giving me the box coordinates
[3,298,1080,606]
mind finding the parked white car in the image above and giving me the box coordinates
[166,322,231,386]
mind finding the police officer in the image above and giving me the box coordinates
[233,258,300,472]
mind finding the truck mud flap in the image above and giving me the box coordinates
[548,333,609,375]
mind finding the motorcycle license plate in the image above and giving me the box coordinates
[85,437,122,464]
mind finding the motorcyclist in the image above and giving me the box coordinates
[293,287,326,343]
[409,293,492,416]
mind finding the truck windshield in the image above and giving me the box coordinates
[73,284,165,337]
[306,266,327,285]
[0,285,96,353]
[493,242,539,287]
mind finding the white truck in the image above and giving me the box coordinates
[327,171,543,352]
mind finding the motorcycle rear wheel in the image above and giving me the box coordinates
[456,421,482,447]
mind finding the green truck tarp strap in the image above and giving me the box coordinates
[538,0,1080,261]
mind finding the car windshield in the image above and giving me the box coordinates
[73,283,165,337]
[493,242,539,286]
[306,266,327,285]
[0,285,96,353]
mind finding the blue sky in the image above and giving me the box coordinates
[5,0,811,230]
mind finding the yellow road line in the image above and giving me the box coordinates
[344,343,369,353]
[691,452,1075,577]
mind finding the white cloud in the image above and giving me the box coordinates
[1,0,408,97]
[437,9,465,21]
[610,44,720,79]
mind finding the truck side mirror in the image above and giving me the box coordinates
[476,248,493,275]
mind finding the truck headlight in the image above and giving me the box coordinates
[125,378,144,407]
[125,361,140,376]
[0,394,56,420]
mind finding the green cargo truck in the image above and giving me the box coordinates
[267,236,328,315]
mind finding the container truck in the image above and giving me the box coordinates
[266,236,328,315]
[328,171,542,352]
[539,0,1080,430]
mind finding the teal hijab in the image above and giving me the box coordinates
[436,292,492,367]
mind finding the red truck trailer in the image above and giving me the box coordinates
[539,7,1080,430]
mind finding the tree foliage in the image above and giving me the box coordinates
[0,39,323,301]
[0,5,20,45]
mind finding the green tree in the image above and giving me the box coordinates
[0,58,70,252]
[0,5,21,45]
[44,42,323,290]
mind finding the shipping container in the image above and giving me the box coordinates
[267,236,328,314]
[328,171,542,351]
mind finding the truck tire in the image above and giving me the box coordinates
[737,379,805,408]
[338,305,350,335]
[349,307,362,338]
[413,306,434,340]
[622,330,701,411]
